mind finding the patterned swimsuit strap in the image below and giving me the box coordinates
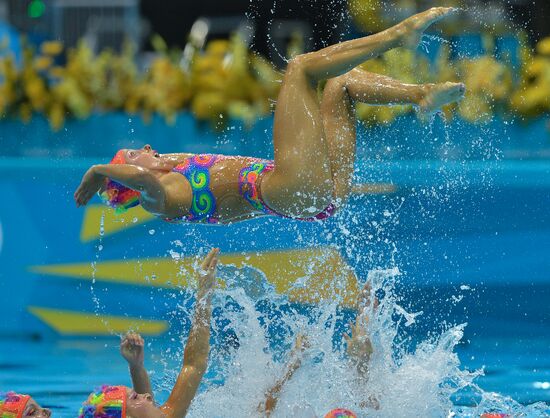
[239,158,336,221]
[172,154,220,223]
[238,159,275,215]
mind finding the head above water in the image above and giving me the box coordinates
[116,145,172,171]
[0,392,51,418]
[79,385,163,418]
[100,145,171,213]
[100,150,141,213]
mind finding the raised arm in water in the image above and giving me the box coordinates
[160,248,219,418]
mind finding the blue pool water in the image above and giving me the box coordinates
[1,115,549,416]
[1,298,550,417]
[0,282,550,418]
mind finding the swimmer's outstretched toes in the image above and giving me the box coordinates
[400,7,459,50]
[419,82,465,115]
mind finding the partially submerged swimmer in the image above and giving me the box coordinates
[258,282,377,417]
[78,248,219,418]
[75,7,464,225]
[0,392,51,418]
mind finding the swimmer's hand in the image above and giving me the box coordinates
[356,282,379,312]
[344,316,373,359]
[74,166,104,207]
[121,332,145,367]
[197,248,219,300]
[292,333,310,354]
[121,332,153,396]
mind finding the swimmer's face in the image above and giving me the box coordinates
[23,397,51,417]
[123,145,172,171]
[125,387,164,418]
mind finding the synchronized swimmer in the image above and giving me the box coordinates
[76,250,375,418]
[78,249,219,418]
[258,283,378,417]
[0,393,51,417]
[3,5,519,418]
[0,7,468,418]
[75,7,464,225]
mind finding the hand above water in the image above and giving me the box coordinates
[291,333,311,356]
[344,315,373,363]
[120,332,145,367]
[345,281,377,374]
[356,281,379,312]
[121,332,153,396]
[74,166,103,207]
[197,248,219,300]
[259,333,310,417]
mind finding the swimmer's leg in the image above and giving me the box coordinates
[261,57,335,218]
[293,7,456,82]
[321,69,464,205]
[261,7,456,217]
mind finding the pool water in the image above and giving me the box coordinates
[2,280,549,417]
[2,328,549,416]
[1,118,549,416]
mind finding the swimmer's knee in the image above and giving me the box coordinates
[326,75,347,89]
[287,53,325,80]
[323,76,350,103]
[286,54,309,75]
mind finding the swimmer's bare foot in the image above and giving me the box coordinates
[418,82,465,115]
[399,7,459,50]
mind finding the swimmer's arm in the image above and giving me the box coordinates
[344,313,373,376]
[129,364,153,396]
[120,333,153,396]
[161,249,219,418]
[346,282,378,376]
[348,282,380,408]
[259,334,309,417]
[75,164,165,208]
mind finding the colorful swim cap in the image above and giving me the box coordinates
[79,385,126,418]
[480,414,509,418]
[324,408,357,418]
[0,392,30,418]
[99,150,141,214]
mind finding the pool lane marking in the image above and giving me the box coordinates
[80,204,155,243]
[28,306,168,336]
[29,247,359,306]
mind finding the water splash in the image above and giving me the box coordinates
[146,265,548,417]
[90,211,106,315]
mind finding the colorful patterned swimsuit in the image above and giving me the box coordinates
[165,154,336,224]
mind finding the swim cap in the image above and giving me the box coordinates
[324,408,357,418]
[79,385,127,418]
[99,150,141,214]
[0,392,30,418]
[480,414,509,418]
